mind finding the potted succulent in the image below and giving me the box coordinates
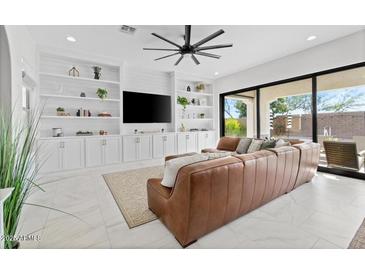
[56,107,65,116]
[96,88,108,100]
[196,83,205,92]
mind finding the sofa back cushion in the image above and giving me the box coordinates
[236,138,253,154]
[216,136,241,151]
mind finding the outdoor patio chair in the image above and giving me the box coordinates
[323,140,365,171]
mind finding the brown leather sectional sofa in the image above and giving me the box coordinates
[147,142,320,247]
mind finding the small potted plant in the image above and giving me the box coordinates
[196,83,205,92]
[177,96,190,110]
[56,107,65,116]
[96,88,108,100]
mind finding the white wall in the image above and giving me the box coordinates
[215,30,365,94]
[0,26,12,115]
[4,26,37,124]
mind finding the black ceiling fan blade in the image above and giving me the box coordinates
[196,43,233,51]
[174,55,184,66]
[155,52,180,61]
[143,48,180,51]
[151,33,182,49]
[191,54,200,65]
[195,52,221,59]
[185,25,191,46]
[192,29,225,48]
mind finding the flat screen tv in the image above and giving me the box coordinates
[123,91,172,123]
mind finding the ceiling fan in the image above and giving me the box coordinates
[143,25,233,66]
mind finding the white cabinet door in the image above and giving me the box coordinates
[123,136,138,162]
[39,140,62,173]
[153,134,176,158]
[198,131,216,152]
[177,132,197,154]
[104,137,121,165]
[164,134,176,156]
[206,131,217,148]
[85,138,104,167]
[62,139,84,170]
[153,135,164,158]
[139,135,152,160]
[186,132,197,153]
[177,133,187,154]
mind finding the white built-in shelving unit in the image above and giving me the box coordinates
[39,53,121,138]
[173,72,215,132]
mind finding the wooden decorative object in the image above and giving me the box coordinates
[68,66,80,77]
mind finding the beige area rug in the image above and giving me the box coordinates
[349,218,365,248]
[103,166,164,228]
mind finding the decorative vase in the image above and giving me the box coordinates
[80,92,86,97]
[92,66,102,80]
[181,108,186,119]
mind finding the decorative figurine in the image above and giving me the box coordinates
[187,86,191,92]
[92,66,102,80]
[68,66,80,77]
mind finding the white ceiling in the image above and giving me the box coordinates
[27,25,365,79]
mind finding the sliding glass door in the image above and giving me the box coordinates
[223,90,256,138]
[220,62,365,179]
[317,66,365,174]
[260,79,312,142]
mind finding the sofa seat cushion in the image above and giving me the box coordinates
[161,154,209,188]
[147,178,172,199]
[216,136,241,151]
[236,138,253,154]
[247,139,264,153]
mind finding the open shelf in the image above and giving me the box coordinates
[176,90,213,97]
[40,93,120,102]
[41,115,120,120]
[39,72,120,86]
[180,118,214,121]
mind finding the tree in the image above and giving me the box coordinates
[270,97,289,115]
[234,100,247,118]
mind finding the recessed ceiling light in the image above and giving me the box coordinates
[66,36,76,42]
[214,72,219,76]
[307,35,317,41]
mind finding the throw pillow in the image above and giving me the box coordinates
[247,139,264,153]
[275,139,290,148]
[236,138,253,154]
[161,154,209,188]
[261,139,276,150]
